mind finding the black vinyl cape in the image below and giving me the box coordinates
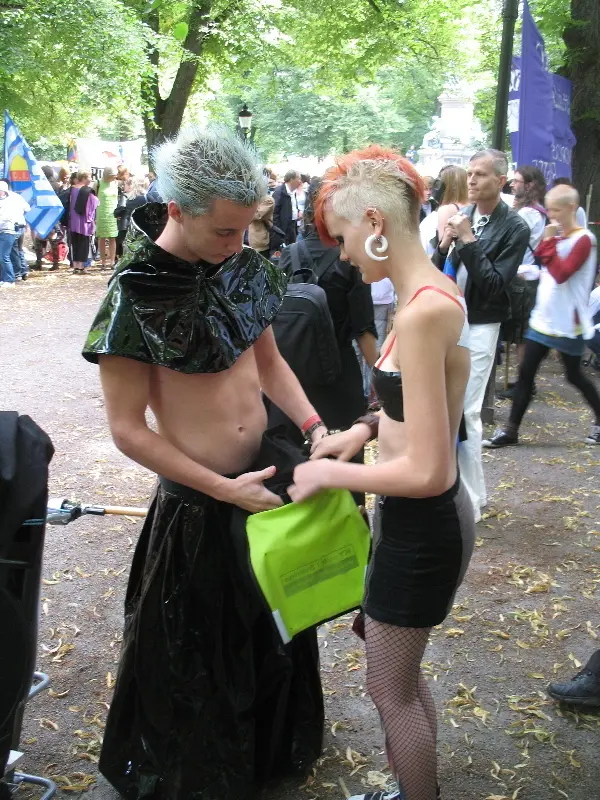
[99,428,324,800]
[82,203,287,373]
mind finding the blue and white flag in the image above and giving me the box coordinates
[3,110,64,238]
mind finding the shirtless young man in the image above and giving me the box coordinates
[82,126,327,800]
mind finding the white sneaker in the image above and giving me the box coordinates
[349,790,404,800]
[1,281,16,288]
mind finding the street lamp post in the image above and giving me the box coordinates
[483,0,519,427]
[237,104,256,143]
[492,0,519,151]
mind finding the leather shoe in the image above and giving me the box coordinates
[547,668,600,707]
[497,383,537,401]
[483,429,518,448]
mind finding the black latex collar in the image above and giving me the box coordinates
[82,203,287,373]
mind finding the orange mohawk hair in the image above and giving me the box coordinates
[314,145,426,246]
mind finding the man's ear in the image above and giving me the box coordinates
[167,200,183,222]
[498,176,507,191]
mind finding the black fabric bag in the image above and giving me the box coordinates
[57,186,71,213]
[0,413,54,780]
[272,240,341,386]
[73,185,92,216]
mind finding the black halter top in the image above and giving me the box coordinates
[371,285,468,441]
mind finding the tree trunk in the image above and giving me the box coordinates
[565,1,600,224]
[142,10,166,154]
[144,0,213,155]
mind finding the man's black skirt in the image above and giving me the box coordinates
[99,432,324,800]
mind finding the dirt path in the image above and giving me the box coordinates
[1,271,599,800]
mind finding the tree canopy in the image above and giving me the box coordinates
[0,0,501,154]
[0,0,148,146]
[2,0,599,222]
[204,62,443,160]
[137,0,470,150]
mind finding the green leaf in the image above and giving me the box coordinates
[172,21,189,42]
[142,0,162,16]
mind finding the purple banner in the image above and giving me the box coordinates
[508,0,575,184]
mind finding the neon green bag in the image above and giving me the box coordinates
[246,489,370,643]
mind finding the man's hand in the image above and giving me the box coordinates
[223,467,283,513]
[310,426,369,462]
[448,214,476,244]
[288,460,334,503]
[544,223,560,239]
[310,425,329,446]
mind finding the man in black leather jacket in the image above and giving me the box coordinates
[432,149,529,523]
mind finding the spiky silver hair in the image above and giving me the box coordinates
[153,125,267,215]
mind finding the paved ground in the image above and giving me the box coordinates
[1,270,599,800]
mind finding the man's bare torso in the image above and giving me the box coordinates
[148,347,267,475]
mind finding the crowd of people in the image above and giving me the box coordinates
[72,127,600,800]
[0,164,154,284]
[411,158,600,518]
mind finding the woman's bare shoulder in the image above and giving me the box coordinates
[394,286,464,344]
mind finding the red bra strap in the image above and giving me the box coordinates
[376,286,465,367]
[407,285,465,314]
[376,334,397,367]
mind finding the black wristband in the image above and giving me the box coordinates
[353,413,379,441]
[303,421,327,442]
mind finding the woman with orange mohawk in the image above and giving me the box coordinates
[288,147,476,800]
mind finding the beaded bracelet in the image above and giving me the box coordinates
[303,421,327,442]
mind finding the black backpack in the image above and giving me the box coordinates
[272,240,342,386]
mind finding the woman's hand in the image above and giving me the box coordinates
[310,425,370,462]
[288,460,334,503]
[439,225,455,253]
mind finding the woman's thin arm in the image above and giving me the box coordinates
[436,204,458,240]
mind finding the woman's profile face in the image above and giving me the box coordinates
[324,207,389,284]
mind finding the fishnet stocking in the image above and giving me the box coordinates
[364,617,437,800]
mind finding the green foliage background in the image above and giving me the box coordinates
[0,0,596,170]
[0,0,149,154]
[0,0,469,158]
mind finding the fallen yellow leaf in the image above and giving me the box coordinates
[48,688,70,699]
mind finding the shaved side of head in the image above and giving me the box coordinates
[546,184,579,208]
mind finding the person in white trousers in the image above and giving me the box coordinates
[433,150,530,521]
